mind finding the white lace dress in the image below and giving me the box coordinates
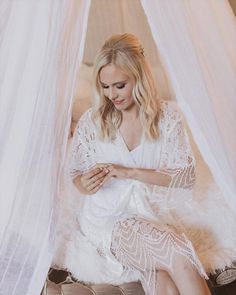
[69,101,207,293]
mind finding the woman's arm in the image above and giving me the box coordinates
[128,167,172,186]
[102,163,195,189]
[103,164,172,187]
[73,162,195,193]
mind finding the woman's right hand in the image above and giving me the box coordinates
[74,165,110,195]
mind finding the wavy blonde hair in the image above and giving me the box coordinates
[92,33,161,141]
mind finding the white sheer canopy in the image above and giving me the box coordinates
[0,0,235,294]
[141,0,236,212]
[0,1,90,294]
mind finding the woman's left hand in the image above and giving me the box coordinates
[99,163,130,184]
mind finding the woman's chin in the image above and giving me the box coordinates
[114,103,126,110]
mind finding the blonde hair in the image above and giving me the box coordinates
[92,33,160,141]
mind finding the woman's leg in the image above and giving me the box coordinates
[111,217,211,295]
[170,253,210,295]
[156,270,179,295]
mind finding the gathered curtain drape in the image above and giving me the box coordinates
[141,0,236,212]
[0,1,90,294]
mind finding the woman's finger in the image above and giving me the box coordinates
[88,168,109,185]
[92,163,110,169]
[99,172,112,186]
[81,168,109,192]
[87,178,103,192]
[84,164,110,179]
[87,169,112,194]
[84,167,103,180]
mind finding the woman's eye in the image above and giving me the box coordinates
[117,84,126,89]
[102,85,109,89]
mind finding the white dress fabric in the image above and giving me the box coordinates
[69,101,207,291]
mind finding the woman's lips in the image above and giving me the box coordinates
[113,99,125,105]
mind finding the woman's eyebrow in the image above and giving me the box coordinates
[100,80,128,86]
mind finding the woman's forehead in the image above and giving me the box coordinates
[99,63,129,85]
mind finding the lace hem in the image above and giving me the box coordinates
[111,217,208,295]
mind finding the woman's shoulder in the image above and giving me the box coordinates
[74,108,95,135]
[159,100,180,117]
[159,100,182,123]
[78,108,93,124]
[158,100,183,135]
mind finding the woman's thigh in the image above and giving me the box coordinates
[111,216,182,271]
[111,216,205,274]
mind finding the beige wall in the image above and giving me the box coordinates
[83,0,159,65]
[81,0,235,101]
[82,0,174,100]
[83,0,236,65]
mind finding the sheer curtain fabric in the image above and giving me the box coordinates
[141,0,236,212]
[0,1,90,294]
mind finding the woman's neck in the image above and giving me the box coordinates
[121,104,140,122]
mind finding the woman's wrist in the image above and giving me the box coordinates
[125,167,137,179]
[124,168,171,186]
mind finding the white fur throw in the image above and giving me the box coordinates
[53,66,236,284]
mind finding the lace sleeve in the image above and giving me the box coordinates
[69,109,97,179]
[159,102,196,189]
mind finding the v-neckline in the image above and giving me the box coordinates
[118,129,144,153]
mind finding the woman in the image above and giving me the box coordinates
[70,33,211,295]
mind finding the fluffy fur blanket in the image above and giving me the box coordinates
[54,71,236,283]
[52,133,236,284]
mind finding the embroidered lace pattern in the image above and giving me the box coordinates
[69,109,96,179]
[111,217,208,295]
[70,103,196,189]
[69,103,207,292]
[150,102,196,213]
[161,102,196,184]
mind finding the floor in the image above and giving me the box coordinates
[44,268,236,295]
[209,280,236,295]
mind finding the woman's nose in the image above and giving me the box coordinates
[109,88,118,100]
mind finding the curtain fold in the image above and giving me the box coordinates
[0,1,90,294]
[141,0,236,212]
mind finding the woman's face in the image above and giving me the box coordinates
[99,63,137,112]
